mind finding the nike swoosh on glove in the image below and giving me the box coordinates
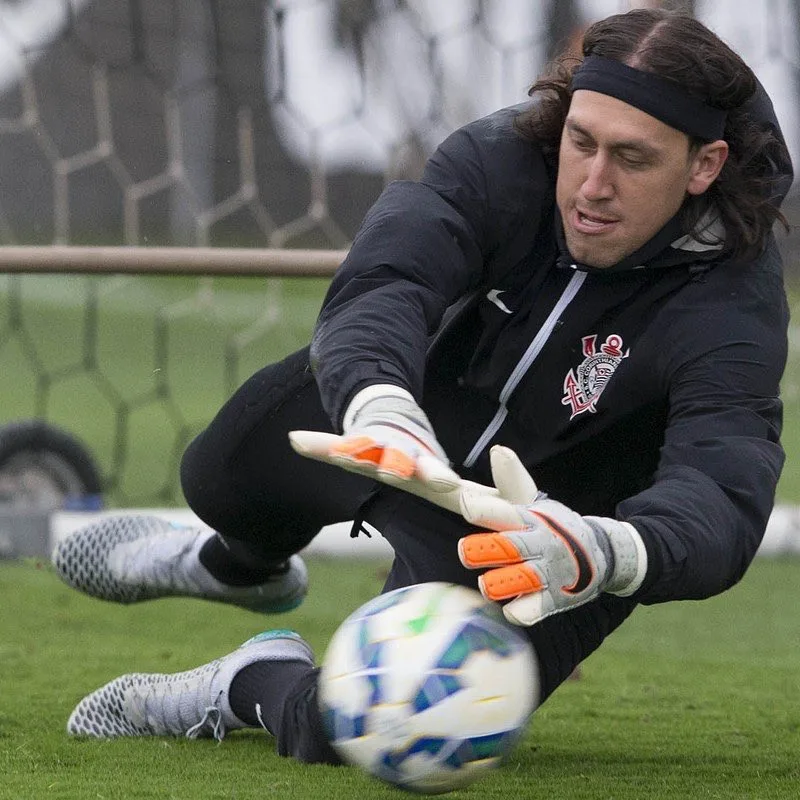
[289,384,498,514]
[457,445,648,626]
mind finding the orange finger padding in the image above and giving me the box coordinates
[378,447,416,479]
[330,436,383,464]
[459,533,523,567]
[479,564,543,602]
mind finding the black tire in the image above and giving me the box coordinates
[0,420,104,510]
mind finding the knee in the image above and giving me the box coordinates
[179,431,234,527]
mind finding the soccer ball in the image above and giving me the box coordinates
[318,581,539,794]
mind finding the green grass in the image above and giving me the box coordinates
[2,556,799,799]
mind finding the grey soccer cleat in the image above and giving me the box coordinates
[52,515,307,613]
[67,630,314,739]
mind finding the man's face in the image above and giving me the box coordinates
[556,90,713,269]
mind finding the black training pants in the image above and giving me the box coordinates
[180,346,639,762]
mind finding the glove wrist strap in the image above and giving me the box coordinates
[343,384,416,430]
[587,518,648,596]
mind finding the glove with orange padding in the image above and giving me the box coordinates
[458,445,647,626]
[289,385,497,514]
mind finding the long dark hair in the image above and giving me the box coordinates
[515,8,790,262]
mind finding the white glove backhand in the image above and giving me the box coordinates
[457,445,647,626]
[289,385,498,514]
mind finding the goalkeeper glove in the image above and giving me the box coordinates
[289,385,497,514]
[458,445,648,626]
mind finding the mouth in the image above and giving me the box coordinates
[572,208,619,235]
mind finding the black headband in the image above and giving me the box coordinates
[571,55,727,141]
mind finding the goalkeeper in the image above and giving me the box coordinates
[54,7,792,764]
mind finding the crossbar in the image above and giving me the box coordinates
[0,246,348,277]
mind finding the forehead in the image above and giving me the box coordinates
[567,90,689,150]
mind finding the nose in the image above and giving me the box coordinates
[582,153,615,201]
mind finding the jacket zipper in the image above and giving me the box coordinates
[462,269,587,468]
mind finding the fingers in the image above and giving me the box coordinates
[478,563,544,601]
[460,490,526,531]
[501,594,546,627]
[489,445,539,504]
[458,532,524,567]
[289,429,462,488]
[458,446,537,529]
[288,429,341,458]
[338,439,417,479]
[406,473,498,515]
[415,454,461,492]
[290,430,416,478]
[331,439,460,484]
[460,529,548,627]
[290,429,501,520]
[472,559,548,628]
[459,478,501,498]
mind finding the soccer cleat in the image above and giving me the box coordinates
[52,515,307,613]
[67,630,314,740]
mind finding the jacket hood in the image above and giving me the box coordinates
[747,78,794,208]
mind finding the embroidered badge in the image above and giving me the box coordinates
[562,334,629,419]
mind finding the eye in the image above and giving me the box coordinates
[571,135,595,153]
[617,151,649,169]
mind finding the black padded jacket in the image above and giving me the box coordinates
[310,85,793,605]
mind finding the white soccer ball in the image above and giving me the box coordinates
[318,581,539,794]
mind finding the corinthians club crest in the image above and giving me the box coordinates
[562,334,629,419]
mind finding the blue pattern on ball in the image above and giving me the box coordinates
[412,672,462,713]
[321,707,367,742]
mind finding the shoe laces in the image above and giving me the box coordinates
[127,662,228,741]
[186,695,226,741]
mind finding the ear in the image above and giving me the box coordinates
[686,140,729,196]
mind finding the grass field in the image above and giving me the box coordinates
[1,273,800,507]
[2,555,799,799]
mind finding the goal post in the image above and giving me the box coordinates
[0,246,348,277]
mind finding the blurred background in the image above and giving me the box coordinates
[0,0,798,517]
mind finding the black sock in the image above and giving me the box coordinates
[228,659,315,733]
[199,534,285,586]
